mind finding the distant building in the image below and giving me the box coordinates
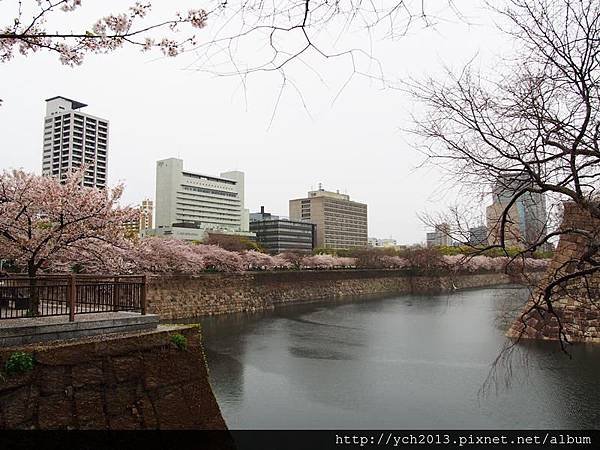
[42,96,108,188]
[426,223,452,247]
[249,207,278,222]
[123,199,154,238]
[147,158,252,241]
[486,174,547,248]
[139,199,153,231]
[468,225,488,246]
[289,187,368,250]
[249,206,315,254]
[368,237,397,248]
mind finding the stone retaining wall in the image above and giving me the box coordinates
[147,270,515,320]
[508,203,600,343]
[0,325,227,430]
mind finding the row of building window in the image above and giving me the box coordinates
[175,210,241,221]
[175,198,241,213]
[181,184,239,199]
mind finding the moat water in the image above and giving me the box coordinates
[200,286,600,429]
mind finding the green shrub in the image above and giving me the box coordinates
[170,333,188,350]
[4,352,35,376]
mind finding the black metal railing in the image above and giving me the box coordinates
[0,274,147,321]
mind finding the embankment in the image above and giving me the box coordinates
[147,269,518,320]
[0,325,226,430]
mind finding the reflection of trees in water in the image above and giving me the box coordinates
[484,286,600,427]
[202,287,600,428]
[491,286,532,331]
[481,337,600,428]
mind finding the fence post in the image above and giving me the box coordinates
[68,274,76,322]
[113,276,119,312]
[141,275,147,315]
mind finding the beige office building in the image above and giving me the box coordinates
[123,199,154,238]
[139,199,154,231]
[289,188,368,250]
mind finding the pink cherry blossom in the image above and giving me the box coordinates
[0,1,208,66]
[0,168,136,277]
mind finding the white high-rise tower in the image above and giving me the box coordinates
[42,96,109,188]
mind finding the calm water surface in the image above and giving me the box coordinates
[199,287,600,429]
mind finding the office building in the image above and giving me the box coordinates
[249,206,315,254]
[468,225,489,246]
[426,223,452,247]
[486,174,547,248]
[289,187,368,250]
[148,158,252,241]
[42,96,108,188]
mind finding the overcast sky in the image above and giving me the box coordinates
[0,1,513,244]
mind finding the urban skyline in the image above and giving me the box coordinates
[0,0,509,246]
[35,97,549,250]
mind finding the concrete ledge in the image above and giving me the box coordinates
[0,312,159,346]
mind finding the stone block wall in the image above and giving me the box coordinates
[0,326,227,430]
[507,202,600,343]
[147,270,514,320]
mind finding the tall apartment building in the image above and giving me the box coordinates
[486,174,547,248]
[42,97,108,188]
[150,158,251,241]
[249,206,315,254]
[289,187,368,250]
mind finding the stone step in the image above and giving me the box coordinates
[0,312,159,346]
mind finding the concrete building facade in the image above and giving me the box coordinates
[426,223,452,247]
[42,97,108,188]
[150,158,250,241]
[468,225,489,246]
[123,199,154,237]
[250,206,315,254]
[289,188,367,250]
[140,199,154,231]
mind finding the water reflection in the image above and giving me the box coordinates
[200,287,600,429]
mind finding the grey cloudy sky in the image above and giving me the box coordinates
[0,1,512,244]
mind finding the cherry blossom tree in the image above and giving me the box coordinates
[0,168,136,313]
[0,1,208,66]
[127,237,207,275]
[0,168,135,277]
[194,244,245,272]
[241,250,277,271]
[300,254,355,269]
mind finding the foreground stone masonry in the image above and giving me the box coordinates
[507,203,600,343]
[0,325,227,430]
[147,270,515,320]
